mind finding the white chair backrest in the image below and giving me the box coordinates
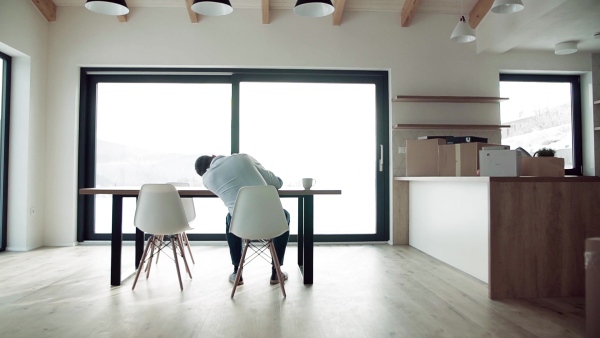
[229,185,288,240]
[166,182,196,223]
[134,184,190,235]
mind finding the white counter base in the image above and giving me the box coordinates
[408,181,489,283]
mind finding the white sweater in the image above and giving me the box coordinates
[202,154,283,215]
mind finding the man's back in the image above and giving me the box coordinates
[202,154,282,214]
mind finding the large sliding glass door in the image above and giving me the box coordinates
[78,69,388,242]
[239,81,377,236]
[0,51,10,252]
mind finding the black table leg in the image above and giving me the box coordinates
[110,195,123,286]
[134,196,143,269]
[303,195,314,285]
[297,197,304,268]
[135,228,144,269]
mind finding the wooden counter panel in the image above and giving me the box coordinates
[489,181,600,299]
[392,180,409,245]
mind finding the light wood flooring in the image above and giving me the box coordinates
[0,244,586,337]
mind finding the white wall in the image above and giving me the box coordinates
[0,0,48,251]
[1,5,593,247]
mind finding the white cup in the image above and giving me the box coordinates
[302,178,316,190]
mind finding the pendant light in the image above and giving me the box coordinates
[293,0,335,18]
[491,0,524,14]
[85,0,129,16]
[450,0,476,43]
[191,0,233,16]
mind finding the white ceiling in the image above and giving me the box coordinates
[53,0,600,54]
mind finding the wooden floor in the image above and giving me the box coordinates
[0,244,585,338]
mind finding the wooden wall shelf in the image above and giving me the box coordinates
[392,95,509,103]
[393,124,510,130]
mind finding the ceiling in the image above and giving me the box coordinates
[47,0,600,54]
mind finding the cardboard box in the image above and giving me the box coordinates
[520,157,565,177]
[439,143,500,176]
[406,138,446,176]
[479,149,521,177]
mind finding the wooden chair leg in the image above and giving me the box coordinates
[145,234,160,273]
[176,234,192,279]
[170,236,184,291]
[132,236,153,290]
[182,232,195,264]
[231,240,250,298]
[177,234,189,276]
[146,237,158,279]
[269,240,286,298]
[154,235,164,265]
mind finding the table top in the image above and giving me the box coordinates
[79,186,342,197]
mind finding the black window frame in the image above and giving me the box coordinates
[0,51,11,252]
[499,73,582,176]
[77,67,389,243]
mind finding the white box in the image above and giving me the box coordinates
[479,150,521,177]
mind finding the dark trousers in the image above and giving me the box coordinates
[225,210,290,269]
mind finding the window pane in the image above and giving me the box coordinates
[500,81,573,168]
[94,83,231,234]
[239,82,376,235]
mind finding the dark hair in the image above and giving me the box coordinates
[195,155,215,176]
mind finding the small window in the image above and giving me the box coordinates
[499,74,582,175]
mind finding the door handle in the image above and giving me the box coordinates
[379,144,383,172]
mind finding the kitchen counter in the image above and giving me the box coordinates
[393,175,600,299]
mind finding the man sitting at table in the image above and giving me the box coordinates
[195,153,290,285]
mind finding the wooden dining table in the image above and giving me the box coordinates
[79,186,341,286]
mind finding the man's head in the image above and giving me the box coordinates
[195,155,216,176]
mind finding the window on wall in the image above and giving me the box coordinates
[78,68,389,243]
[499,74,582,175]
[0,51,11,252]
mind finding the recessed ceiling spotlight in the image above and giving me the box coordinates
[555,41,578,55]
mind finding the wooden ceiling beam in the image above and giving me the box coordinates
[469,0,494,29]
[186,0,200,23]
[262,0,270,24]
[400,0,424,27]
[332,0,346,26]
[31,0,56,22]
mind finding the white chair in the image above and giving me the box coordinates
[132,184,193,291]
[229,185,289,298]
